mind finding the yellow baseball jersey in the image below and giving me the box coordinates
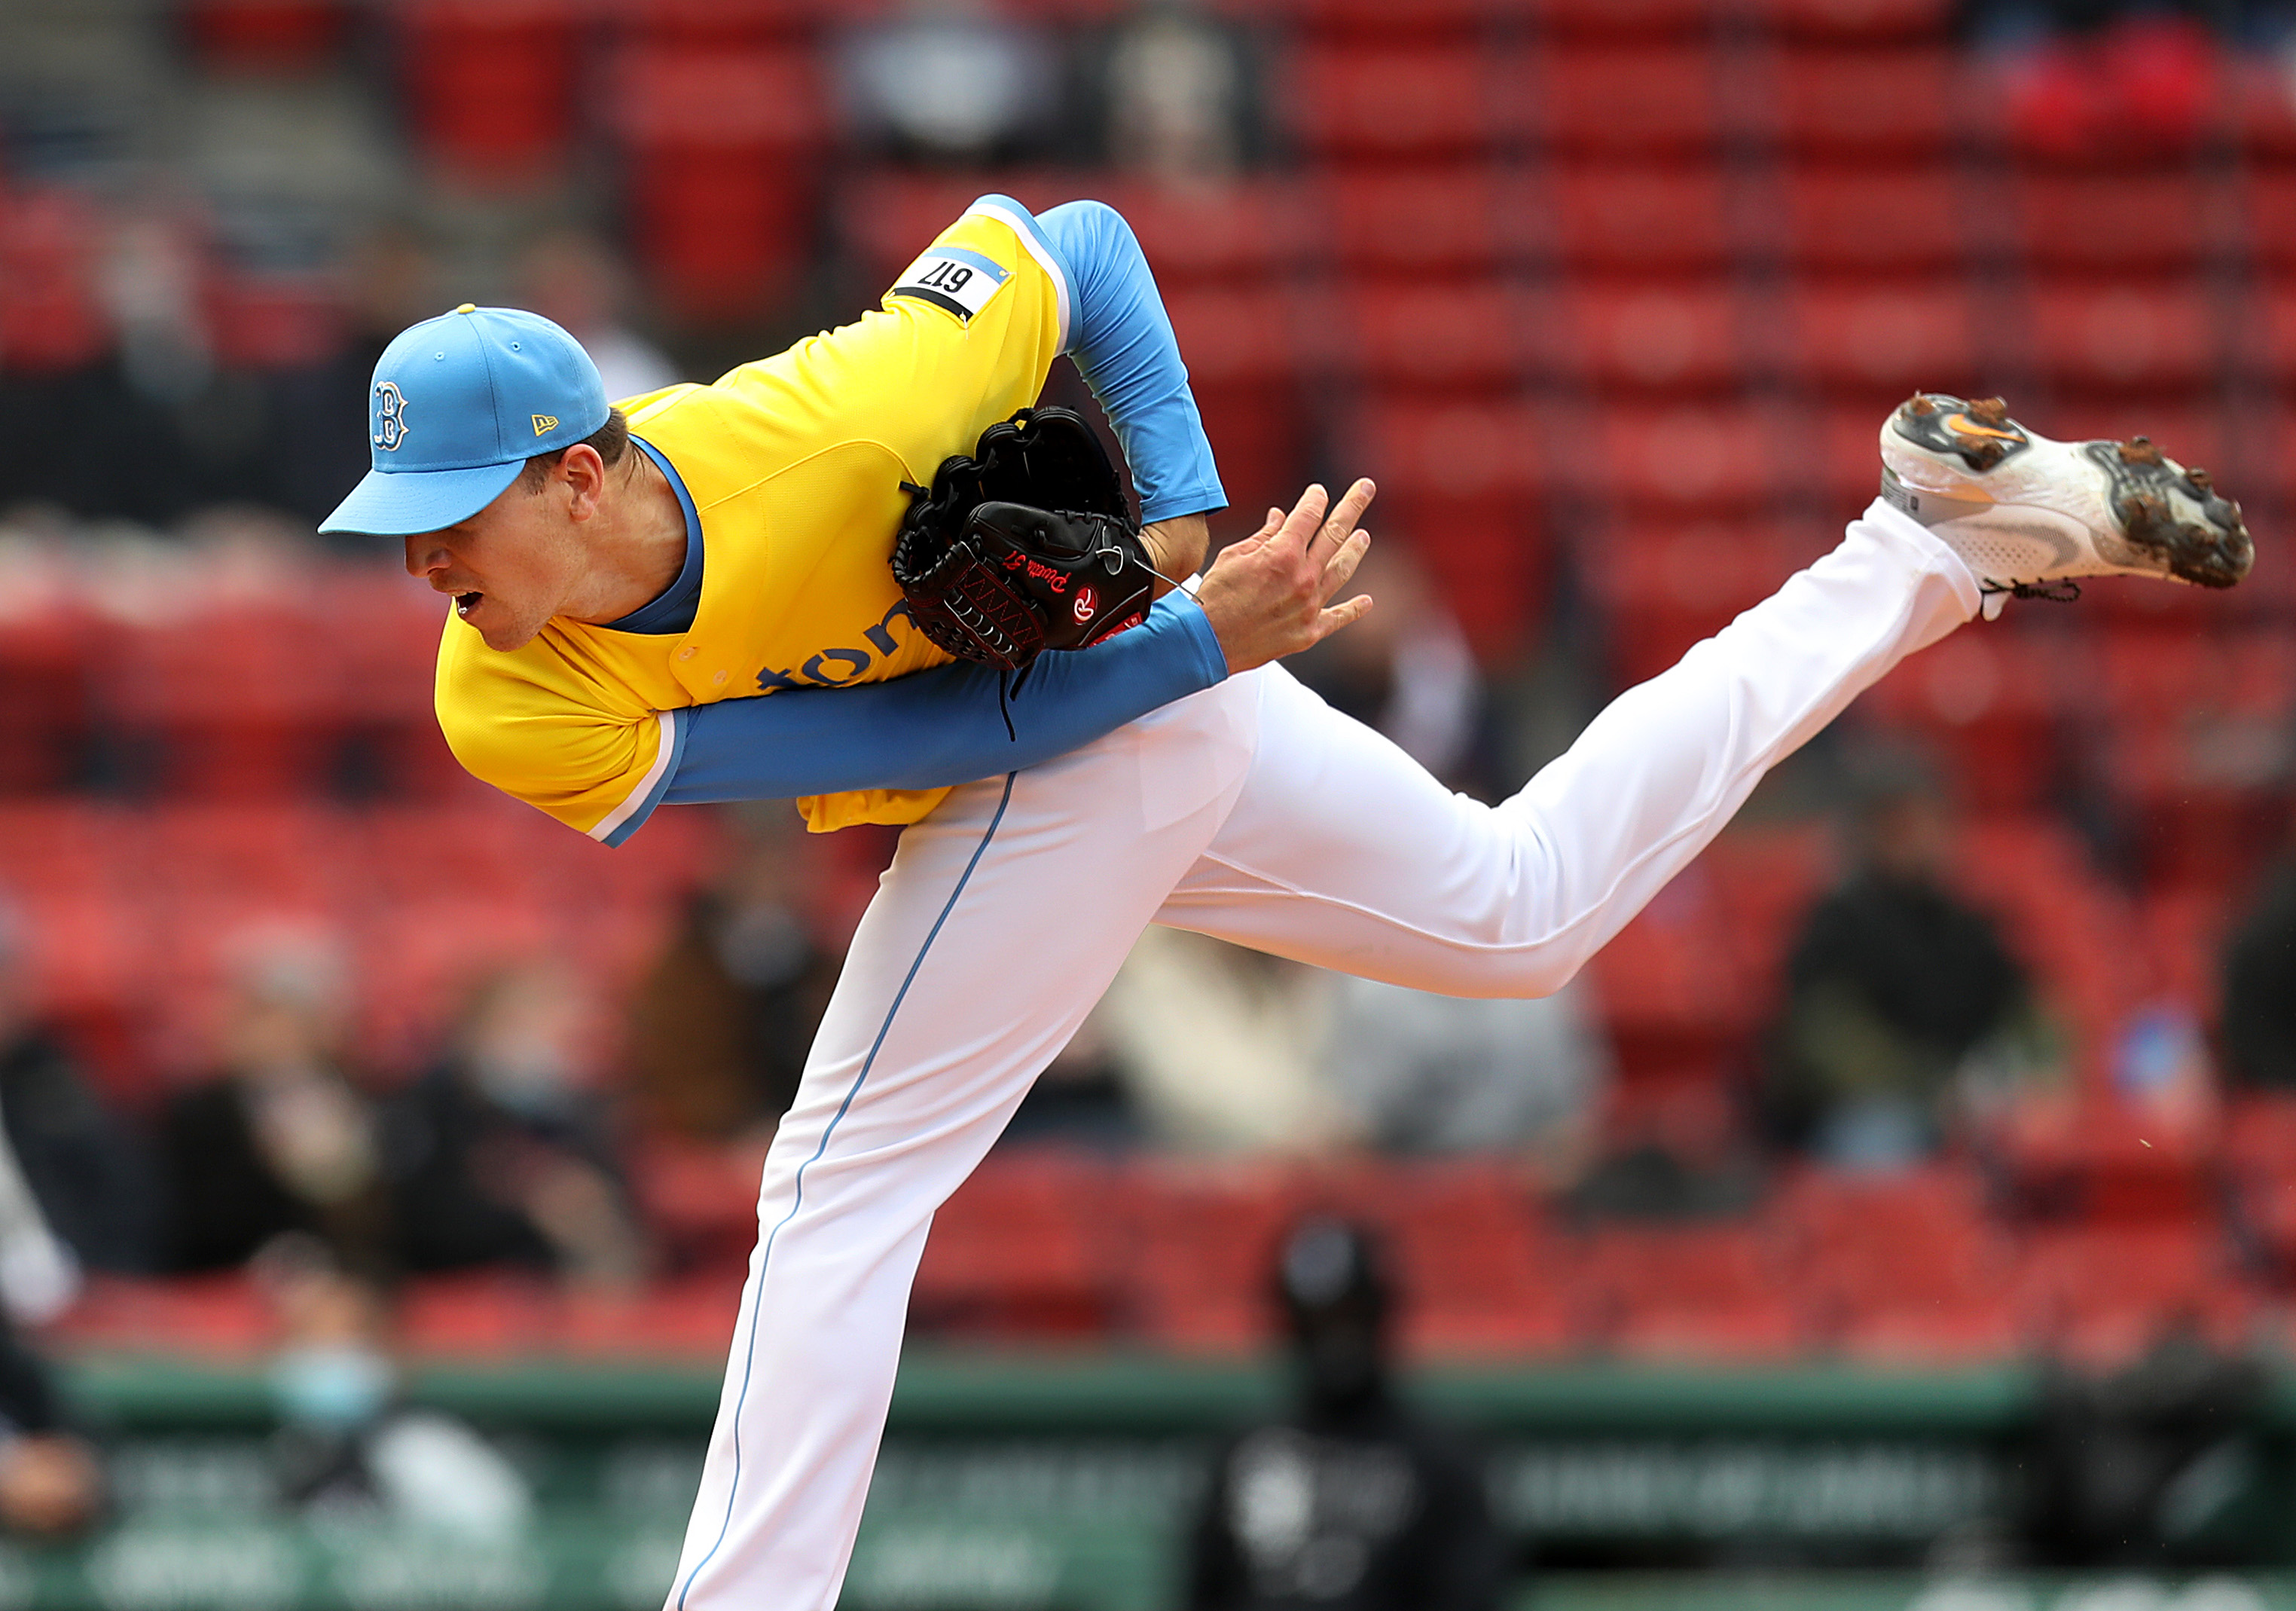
[434,200,1070,839]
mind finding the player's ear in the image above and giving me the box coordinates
[558,443,608,521]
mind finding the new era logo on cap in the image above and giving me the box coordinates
[533,414,558,436]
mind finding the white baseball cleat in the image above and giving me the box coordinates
[1878,393,2252,613]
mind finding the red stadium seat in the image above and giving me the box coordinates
[1577,402,1781,511]
[396,0,582,178]
[0,188,111,371]
[1353,397,1545,504]
[913,1151,1119,1339]
[2014,1223,2251,1368]
[1854,631,2068,812]
[1791,1166,2019,1368]
[2011,173,2218,274]
[1765,46,1959,157]
[1748,0,1951,40]
[401,1273,555,1359]
[609,44,827,319]
[1582,1222,1805,1363]
[202,274,347,370]
[1546,163,1733,271]
[1559,278,1744,393]
[2242,168,2296,270]
[1782,278,1979,396]
[1110,179,1313,285]
[1533,0,1715,38]
[1778,164,1967,272]
[184,0,348,73]
[1259,0,1502,35]
[617,0,816,40]
[1120,1162,1308,1353]
[1341,280,1533,390]
[1325,166,1507,275]
[1533,46,1722,154]
[1284,44,1502,157]
[2026,280,2218,394]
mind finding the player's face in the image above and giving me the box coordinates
[403,480,587,653]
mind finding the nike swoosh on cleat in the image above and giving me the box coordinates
[1944,414,2025,444]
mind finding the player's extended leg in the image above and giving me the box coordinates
[1153,499,1977,992]
[664,679,1263,1611]
[1153,397,2249,992]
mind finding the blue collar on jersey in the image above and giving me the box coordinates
[605,434,703,634]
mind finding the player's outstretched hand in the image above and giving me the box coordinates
[1194,479,1374,675]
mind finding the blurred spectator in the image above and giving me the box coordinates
[257,1235,532,1537]
[0,1316,101,1538]
[0,906,154,1282]
[1099,3,1255,180]
[515,229,679,405]
[624,805,841,1142]
[1100,929,1348,1154]
[1762,775,2041,1172]
[1321,977,1608,1175]
[840,0,1065,165]
[1187,1219,1510,1610]
[157,930,392,1276]
[1287,543,1489,797]
[383,958,643,1289]
[2221,849,2296,1089]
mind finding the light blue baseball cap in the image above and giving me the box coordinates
[319,304,611,536]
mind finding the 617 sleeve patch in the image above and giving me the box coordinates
[890,247,1011,322]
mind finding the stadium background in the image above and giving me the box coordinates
[2,0,2296,1605]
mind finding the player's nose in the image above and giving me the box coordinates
[403,534,450,579]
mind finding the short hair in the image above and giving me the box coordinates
[518,406,630,492]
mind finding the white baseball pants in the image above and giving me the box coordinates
[664,502,1981,1609]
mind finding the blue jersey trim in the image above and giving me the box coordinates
[928,245,1011,284]
[598,705,690,848]
[673,772,1018,1610]
[603,436,704,635]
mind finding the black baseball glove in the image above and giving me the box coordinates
[891,406,1159,674]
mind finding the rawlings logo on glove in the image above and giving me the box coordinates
[891,407,1157,673]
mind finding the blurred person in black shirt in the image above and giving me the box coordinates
[2223,848,2296,1090]
[158,930,392,1277]
[1188,1219,1510,1611]
[0,903,152,1277]
[1763,772,2038,1170]
[383,957,642,1287]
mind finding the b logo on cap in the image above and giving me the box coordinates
[372,382,409,451]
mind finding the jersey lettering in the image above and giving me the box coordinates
[758,599,921,692]
[890,248,1010,322]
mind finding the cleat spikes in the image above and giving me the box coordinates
[1879,393,2253,598]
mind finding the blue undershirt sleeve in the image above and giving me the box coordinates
[657,592,1229,809]
[994,196,1226,526]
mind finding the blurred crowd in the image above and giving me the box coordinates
[2,1,2296,1579]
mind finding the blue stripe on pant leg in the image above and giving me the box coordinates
[674,772,1019,1609]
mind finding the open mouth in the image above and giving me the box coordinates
[455,592,483,619]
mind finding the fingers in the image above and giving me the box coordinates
[1320,527,1370,602]
[1271,483,1331,555]
[1309,592,1374,645]
[1305,479,1375,564]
